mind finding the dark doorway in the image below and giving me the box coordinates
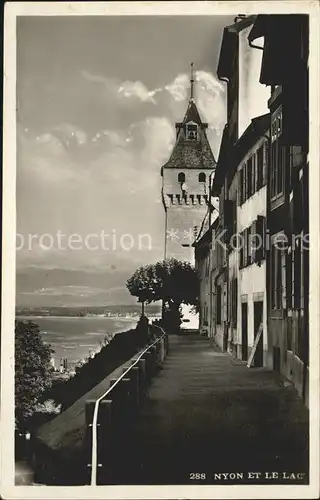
[241,303,248,361]
[273,346,281,372]
[253,301,264,367]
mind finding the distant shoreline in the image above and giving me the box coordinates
[16,314,142,319]
[15,305,162,319]
[16,314,160,320]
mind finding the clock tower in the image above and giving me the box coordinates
[161,64,216,263]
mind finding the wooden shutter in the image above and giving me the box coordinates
[233,278,237,328]
[238,168,242,206]
[223,282,228,322]
[263,141,268,186]
[239,231,244,269]
[244,228,248,267]
[256,215,265,262]
[251,219,257,263]
[281,250,287,309]
[247,226,252,265]
[243,162,247,202]
[252,154,256,195]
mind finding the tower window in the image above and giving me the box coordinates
[199,172,206,183]
[178,172,185,183]
[186,122,198,140]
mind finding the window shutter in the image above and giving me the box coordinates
[286,247,292,310]
[244,228,248,266]
[251,219,257,263]
[294,237,302,310]
[252,154,256,194]
[263,141,268,186]
[228,281,232,322]
[300,238,304,310]
[223,282,228,322]
[238,169,242,206]
[247,226,251,265]
[281,251,287,309]
[233,278,237,328]
[239,231,243,269]
[256,215,265,262]
[243,162,247,202]
[291,247,295,310]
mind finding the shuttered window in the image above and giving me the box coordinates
[257,145,264,190]
[263,141,268,186]
[247,157,253,198]
[271,107,285,199]
[216,285,222,325]
[251,219,257,262]
[271,233,288,310]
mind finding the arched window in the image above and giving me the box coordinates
[178,172,185,183]
[199,172,206,183]
[186,121,198,140]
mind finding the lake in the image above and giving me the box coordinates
[16,315,139,366]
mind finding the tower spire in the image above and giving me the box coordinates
[190,62,195,101]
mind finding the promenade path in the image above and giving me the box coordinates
[108,334,309,485]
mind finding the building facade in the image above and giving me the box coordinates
[236,115,269,366]
[209,14,271,356]
[194,186,219,337]
[249,14,309,403]
[195,14,309,405]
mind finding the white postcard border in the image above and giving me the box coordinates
[1,2,319,499]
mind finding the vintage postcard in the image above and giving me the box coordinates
[1,1,319,499]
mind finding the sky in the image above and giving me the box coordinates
[16,15,232,307]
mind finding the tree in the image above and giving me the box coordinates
[125,263,160,315]
[126,258,199,333]
[15,320,54,430]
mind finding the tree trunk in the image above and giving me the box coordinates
[141,300,145,316]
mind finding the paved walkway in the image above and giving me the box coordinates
[110,335,309,485]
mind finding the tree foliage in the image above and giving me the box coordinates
[15,320,54,429]
[126,259,199,333]
[127,258,199,307]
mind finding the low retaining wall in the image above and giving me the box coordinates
[32,330,169,485]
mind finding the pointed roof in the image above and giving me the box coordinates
[182,100,203,125]
[162,65,216,171]
[163,131,216,170]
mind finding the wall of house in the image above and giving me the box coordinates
[238,264,268,363]
[214,272,227,351]
[196,248,211,336]
[238,26,270,138]
[237,134,268,365]
[226,172,238,353]
[228,248,238,353]
[266,80,309,404]
[209,269,216,339]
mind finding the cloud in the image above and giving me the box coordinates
[165,73,189,102]
[17,68,226,291]
[118,81,157,103]
[51,123,88,146]
[20,285,108,297]
[81,70,158,105]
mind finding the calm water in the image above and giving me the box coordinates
[17,316,139,365]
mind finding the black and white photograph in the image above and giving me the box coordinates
[1,1,319,498]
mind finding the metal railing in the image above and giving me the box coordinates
[88,325,168,486]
